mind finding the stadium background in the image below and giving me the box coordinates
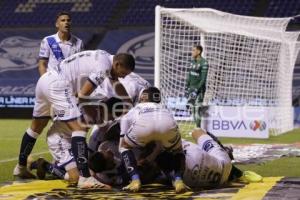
[0,0,299,124]
[0,1,300,199]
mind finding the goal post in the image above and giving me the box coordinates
[155,6,300,137]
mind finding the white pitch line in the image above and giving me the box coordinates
[0,151,49,163]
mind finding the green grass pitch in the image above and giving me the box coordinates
[0,119,300,183]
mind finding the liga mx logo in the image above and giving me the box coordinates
[249,120,267,131]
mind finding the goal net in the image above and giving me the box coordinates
[155,6,300,137]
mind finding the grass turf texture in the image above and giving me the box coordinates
[0,119,299,183]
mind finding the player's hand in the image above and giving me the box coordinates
[122,179,141,192]
[172,179,191,193]
[187,90,197,105]
[190,91,197,99]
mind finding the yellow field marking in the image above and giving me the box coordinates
[0,177,285,200]
[231,177,283,200]
[0,180,68,200]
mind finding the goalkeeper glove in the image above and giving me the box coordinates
[172,178,191,193]
[190,91,197,99]
[122,178,141,192]
[187,90,198,105]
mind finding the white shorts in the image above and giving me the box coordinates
[33,71,81,121]
[47,121,76,170]
[124,111,181,151]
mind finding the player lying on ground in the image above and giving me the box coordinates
[28,117,262,190]
[14,50,134,189]
[88,128,263,189]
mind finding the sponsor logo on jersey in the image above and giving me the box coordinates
[203,140,214,152]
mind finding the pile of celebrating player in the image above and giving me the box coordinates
[13,12,263,193]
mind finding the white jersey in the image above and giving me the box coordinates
[121,102,181,150]
[182,139,232,187]
[33,50,114,121]
[93,136,231,188]
[120,72,151,104]
[39,33,84,71]
[59,50,114,94]
[95,72,150,105]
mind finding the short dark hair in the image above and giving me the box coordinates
[113,53,135,71]
[142,87,161,103]
[56,11,71,21]
[88,151,107,173]
[105,97,124,117]
[195,45,203,54]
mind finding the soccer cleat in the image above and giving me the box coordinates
[36,158,49,180]
[238,171,263,183]
[122,179,142,192]
[77,176,112,189]
[13,164,36,179]
[172,179,191,193]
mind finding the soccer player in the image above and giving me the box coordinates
[185,45,209,128]
[38,11,84,76]
[157,128,263,187]
[119,87,189,193]
[89,72,151,152]
[13,50,134,189]
[30,97,123,183]
[89,128,263,189]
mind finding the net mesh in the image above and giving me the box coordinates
[156,8,300,136]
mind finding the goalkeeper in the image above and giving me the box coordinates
[185,45,208,127]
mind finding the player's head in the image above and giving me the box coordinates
[140,87,161,103]
[88,150,115,172]
[192,45,203,59]
[55,11,72,33]
[111,53,135,79]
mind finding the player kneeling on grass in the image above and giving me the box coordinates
[28,97,124,187]
[13,50,134,189]
[118,87,189,193]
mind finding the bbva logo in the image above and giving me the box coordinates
[249,120,267,131]
[212,120,267,131]
[0,36,40,73]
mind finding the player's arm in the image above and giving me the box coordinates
[110,79,133,105]
[38,38,50,76]
[38,59,48,76]
[77,79,99,124]
[78,79,96,98]
[139,142,163,165]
